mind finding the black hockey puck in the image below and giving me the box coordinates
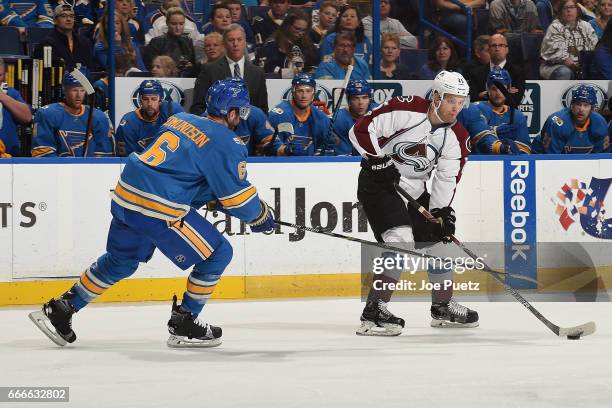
[567,334,581,340]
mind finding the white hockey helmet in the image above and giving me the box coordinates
[432,70,470,104]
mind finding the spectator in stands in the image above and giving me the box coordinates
[578,0,597,19]
[253,0,290,46]
[198,32,225,65]
[117,0,144,45]
[191,24,268,115]
[255,10,320,75]
[0,0,53,28]
[115,79,184,156]
[593,19,612,77]
[319,5,372,63]
[467,34,525,102]
[144,7,197,77]
[379,33,411,79]
[309,1,337,46]
[536,0,559,31]
[289,0,316,6]
[94,12,145,72]
[31,69,114,158]
[145,0,201,45]
[0,58,32,158]
[54,0,100,27]
[590,0,612,38]
[489,0,542,35]
[540,0,598,79]
[363,0,418,49]
[224,0,256,48]
[314,31,371,80]
[33,5,94,70]
[201,3,232,36]
[151,55,179,77]
[418,36,461,80]
[461,35,490,82]
[532,84,608,153]
[433,0,487,48]
[268,73,330,156]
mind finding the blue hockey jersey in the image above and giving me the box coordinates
[0,87,27,156]
[268,100,331,155]
[0,0,24,26]
[457,103,496,154]
[474,101,531,154]
[115,101,184,156]
[5,1,52,27]
[31,103,114,157]
[233,105,274,156]
[112,112,262,224]
[332,107,376,156]
[531,108,609,154]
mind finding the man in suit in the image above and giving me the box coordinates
[190,24,268,115]
[464,33,525,104]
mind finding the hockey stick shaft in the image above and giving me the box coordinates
[70,68,96,157]
[274,219,535,284]
[321,64,354,152]
[393,183,595,337]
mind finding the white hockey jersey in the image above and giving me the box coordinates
[349,96,471,210]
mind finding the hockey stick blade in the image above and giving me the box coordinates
[393,183,597,338]
[274,220,537,284]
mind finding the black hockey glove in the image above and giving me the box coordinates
[361,155,400,187]
[430,207,456,243]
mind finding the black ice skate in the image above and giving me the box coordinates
[356,299,405,336]
[167,295,222,348]
[29,295,77,346]
[430,299,479,328]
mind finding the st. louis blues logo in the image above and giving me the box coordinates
[553,177,611,239]
[389,141,431,172]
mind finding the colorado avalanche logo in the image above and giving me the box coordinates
[389,141,431,172]
[553,177,611,239]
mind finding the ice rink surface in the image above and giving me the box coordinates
[1,298,611,408]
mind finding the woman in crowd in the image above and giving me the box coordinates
[380,33,411,79]
[319,4,372,63]
[151,55,179,77]
[590,0,612,38]
[540,0,598,79]
[94,13,145,72]
[418,36,461,79]
[145,7,197,77]
[255,10,320,74]
[145,0,201,45]
[117,0,145,45]
[310,1,338,46]
[199,32,226,65]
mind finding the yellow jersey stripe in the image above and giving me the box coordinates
[114,183,185,218]
[219,186,257,209]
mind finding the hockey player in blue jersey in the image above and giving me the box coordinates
[531,84,609,154]
[472,69,531,154]
[31,69,114,157]
[2,0,53,27]
[268,73,331,156]
[332,79,374,156]
[29,79,275,348]
[115,79,184,156]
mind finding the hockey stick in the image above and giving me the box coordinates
[274,219,536,284]
[69,68,96,157]
[318,64,354,155]
[393,183,596,339]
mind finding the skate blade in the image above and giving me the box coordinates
[356,321,402,336]
[430,318,479,328]
[166,334,222,348]
[28,311,68,347]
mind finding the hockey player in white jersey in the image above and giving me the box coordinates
[349,71,478,336]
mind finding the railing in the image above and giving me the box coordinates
[418,0,472,61]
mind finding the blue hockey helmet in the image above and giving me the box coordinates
[206,79,251,119]
[291,72,316,91]
[571,84,597,106]
[62,67,90,88]
[486,68,512,89]
[138,79,164,100]
[346,79,372,98]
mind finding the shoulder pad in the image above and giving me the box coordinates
[552,116,564,127]
[271,107,284,114]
